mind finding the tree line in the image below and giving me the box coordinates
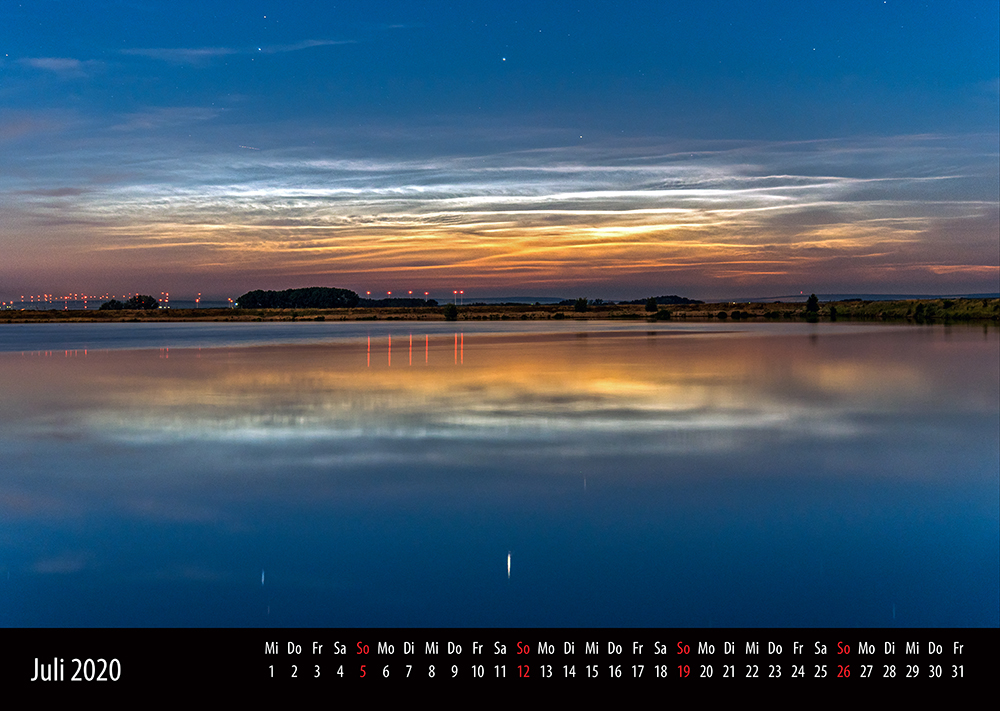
[98,295,158,310]
[235,287,439,309]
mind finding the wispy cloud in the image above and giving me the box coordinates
[112,107,222,131]
[122,39,352,65]
[0,113,56,141]
[261,39,355,54]
[19,57,100,78]
[19,187,87,197]
[2,132,996,296]
[121,47,238,64]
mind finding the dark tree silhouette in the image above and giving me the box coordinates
[236,287,360,309]
[125,295,158,310]
[626,295,702,306]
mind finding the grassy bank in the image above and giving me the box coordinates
[3,298,998,324]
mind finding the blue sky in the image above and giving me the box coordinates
[2,1,997,300]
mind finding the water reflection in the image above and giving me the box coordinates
[0,324,996,627]
[3,330,988,452]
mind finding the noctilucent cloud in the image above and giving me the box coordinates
[2,1,997,301]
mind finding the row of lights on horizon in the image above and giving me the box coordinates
[3,289,467,309]
[2,292,148,310]
[364,290,466,304]
[0,291,181,310]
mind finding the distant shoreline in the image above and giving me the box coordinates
[2,297,997,324]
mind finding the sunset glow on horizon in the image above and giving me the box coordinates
[2,2,997,302]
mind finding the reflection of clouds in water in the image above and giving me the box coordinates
[0,329,993,629]
[80,402,859,453]
[3,326,992,471]
[1,326,995,459]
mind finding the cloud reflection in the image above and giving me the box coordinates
[1,328,993,466]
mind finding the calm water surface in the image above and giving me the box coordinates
[0,322,996,626]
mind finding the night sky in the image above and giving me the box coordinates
[2,1,997,301]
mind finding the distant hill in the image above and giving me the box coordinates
[726,293,1000,303]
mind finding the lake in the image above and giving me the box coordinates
[0,321,996,627]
